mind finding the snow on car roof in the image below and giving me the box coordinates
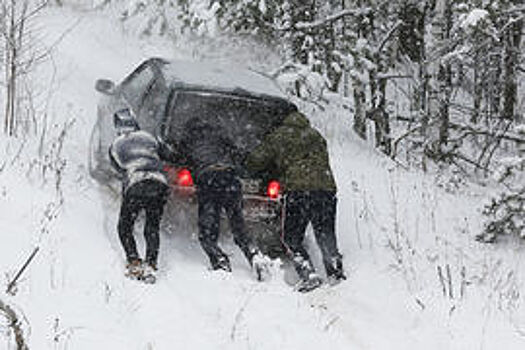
[161,59,286,99]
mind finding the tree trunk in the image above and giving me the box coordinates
[351,0,369,140]
[4,0,17,136]
[371,77,391,156]
[437,0,452,148]
[424,0,452,160]
[437,62,451,147]
[352,77,367,139]
[472,51,482,124]
[501,17,522,121]
[488,51,501,121]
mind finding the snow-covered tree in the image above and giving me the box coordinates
[479,124,525,242]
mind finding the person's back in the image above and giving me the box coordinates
[179,117,237,179]
[108,110,169,284]
[246,111,336,192]
[110,130,167,192]
[246,111,344,292]
[178,117,269,278]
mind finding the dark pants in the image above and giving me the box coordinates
[196,170,254,266]
[282,190,342,278]
[118,180,168,266]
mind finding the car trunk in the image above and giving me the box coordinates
[164,90,291,161]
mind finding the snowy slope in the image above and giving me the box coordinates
[1,6,525,350]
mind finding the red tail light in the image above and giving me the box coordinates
[267,180,280,199]
[177,168,194,187]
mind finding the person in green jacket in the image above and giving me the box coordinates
[245,111,346,292]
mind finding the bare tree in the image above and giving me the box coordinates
[1,0,49,137]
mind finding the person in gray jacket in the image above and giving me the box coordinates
[109,109,169,283]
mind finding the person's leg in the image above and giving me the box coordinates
[197,173,229,270]
[117,192,141,263]
[222,174,256,262]
[282,191,314,281]
[143,183,168,268]
[311,191,345,280]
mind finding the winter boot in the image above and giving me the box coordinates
[210,254,232,272]
[125,258,144,280]
[292,254,323,293]
[296,273,323,293]
[141,262,157,284]
[325,255,346,285]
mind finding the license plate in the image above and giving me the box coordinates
[241,178,261,194]
[242,194,281,221]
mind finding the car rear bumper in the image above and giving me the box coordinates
[169,185,282,221]
[169,185,284,257]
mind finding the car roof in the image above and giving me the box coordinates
[151,58,288,100]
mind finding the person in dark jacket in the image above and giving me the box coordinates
[179,117,269,279]
[245,111,345,292]
[109,109,169,283]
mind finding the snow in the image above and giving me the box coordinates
[163,60,286,99]
[459,9,490,29]
[275,64,327,101]
[1,5,525,350]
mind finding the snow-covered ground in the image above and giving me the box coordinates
[1,6,525,350]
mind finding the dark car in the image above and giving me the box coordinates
[89,57,297,256]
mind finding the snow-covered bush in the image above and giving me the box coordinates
[480,187,525,243]
[272,61,328,101]
[479,125,525,243]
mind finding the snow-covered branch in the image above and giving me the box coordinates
[449,123,525,144]
[376,73,413,80]
[294,7,371,31]
[501,6,525,14]
[374,20,403,55]
[498,14,525,36]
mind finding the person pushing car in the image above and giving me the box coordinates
[245,111,346,292]
[109,109,169,284]
[178,116,270,280]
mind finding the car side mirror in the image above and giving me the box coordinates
[95,79,116,95]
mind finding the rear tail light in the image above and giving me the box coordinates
[266,180,280,199]
[177,168,194,187]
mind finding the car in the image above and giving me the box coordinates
[89,57,298,257]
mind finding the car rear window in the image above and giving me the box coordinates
[165,91,290,157]
[121,65,156,110]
